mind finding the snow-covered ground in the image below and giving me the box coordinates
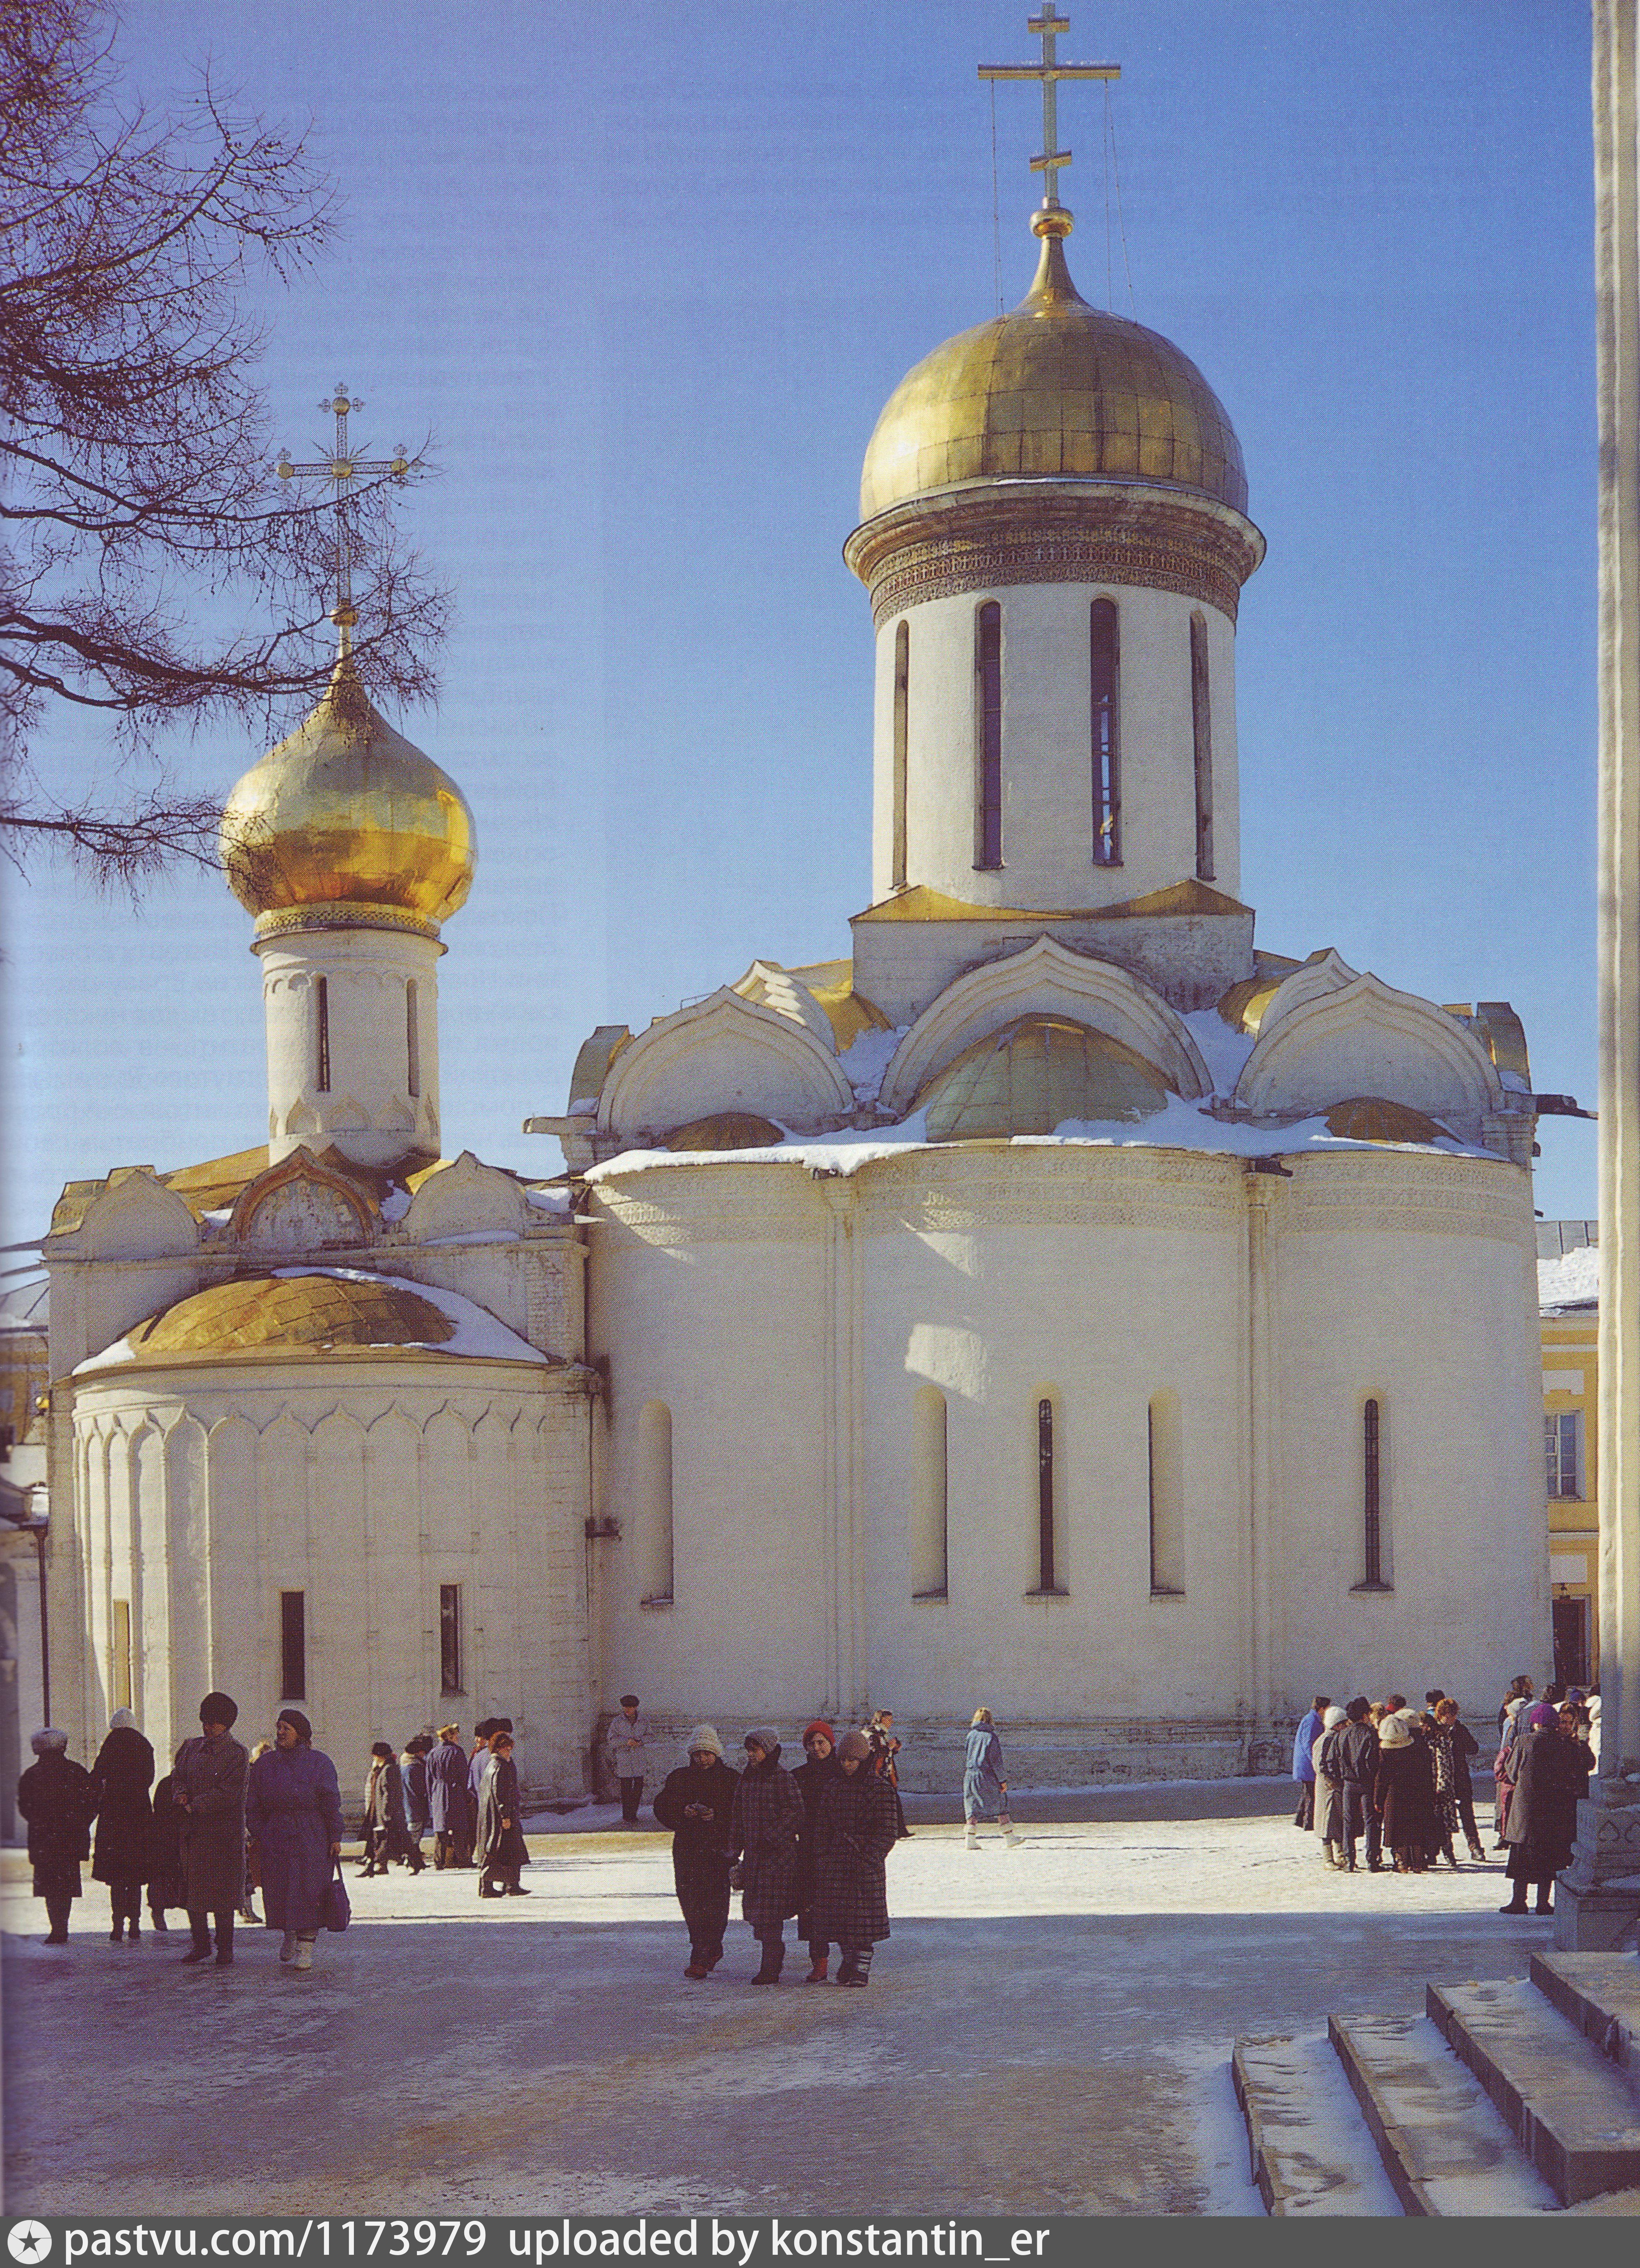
[3,1801,1564,2219]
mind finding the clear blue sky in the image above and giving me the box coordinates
[1,0,1599,1255]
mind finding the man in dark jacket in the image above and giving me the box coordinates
[652,1725,740,1978]
[1334,1698,1382,1874]
[173,1691,249,1967]
[426,1724,470,1869]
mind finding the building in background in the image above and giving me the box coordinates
[1539,1220,1600,1689]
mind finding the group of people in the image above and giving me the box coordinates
[14,1695,539,1970]
[1290,1676,1599,1916]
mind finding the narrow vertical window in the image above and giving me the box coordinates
[1091,598,1121,865]
[638,1400,674,1604]
[406,980,420,1098]
[439,1582,462,1695]
[911,1384,948,1597]
[111,1598,132,1713]
[280,1590,306,1701]
[892,620,910,891]
[976,600,1003,869]
[1036,1396,1058,1592]
[1148,1394,1184,1594]
[1191,613,1214,881]
[1544,1412,1582,1498]
[315,975,331,1094]
[1362,1399,1383,1587]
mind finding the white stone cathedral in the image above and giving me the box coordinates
[41,85,1550,1797]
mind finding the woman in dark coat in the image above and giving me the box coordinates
[245,1708,344,1971]
[810,1729,899,1986]
[361,1741,425,1877]
[476,1729,530,1898]
[173,1691,249,1966]
[652,1724,740,1977]
[425,1725,471,1869]
[727,1727,803,1983]
[146,1769,187,1932]
[1432,1698,1485,1863]
[1372,1712,1437,1872]
[792,1721,841,1982]
[1502,1704,1594,1916]
[89,1707,154,1941]
[17,1727,97,1945]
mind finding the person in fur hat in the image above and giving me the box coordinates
[727,1728,803,1983]
[17,1728,96,1945]
[1372,1709,1437,1873]
[809,1730,899,1986]
[652,1725,740,1977]
[173,1692,249,1967]
[792,1722,841,1981]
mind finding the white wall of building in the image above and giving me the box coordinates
[256,925,444,1166]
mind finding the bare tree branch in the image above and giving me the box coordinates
[0,0,450,888]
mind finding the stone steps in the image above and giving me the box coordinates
[1234,1952,1640,2214]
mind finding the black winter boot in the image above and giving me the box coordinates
[213,1910,235,1965]
[181,1913,213,1962]
[751,1937,784,1984]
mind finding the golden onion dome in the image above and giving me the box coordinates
[915,1013,1170,1142]
[860,219,1248,523]
[220,656,475,937]
[1322,1097,1454,1146]
[122,1273,458,1360]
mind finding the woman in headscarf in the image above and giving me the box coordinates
[361,1740,426,1877]
[1311,1705,1348,1868]
[809,1729,900,1987]
[1373,1710,1437,1873]
[89,1707,154,1941]
[245,1708,344,1971]
[1501,1701,1594,1917]
[792,1721,841,1982]
[727,1727,803,1983]
[1492,1693,1530,1848]
[476,1729,530,1898]
[652,1724,740,1977]
[17,1728,97,1945]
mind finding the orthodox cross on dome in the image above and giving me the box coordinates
[979,6,1120,213]
[276,385,409,657]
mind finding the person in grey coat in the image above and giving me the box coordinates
[727,1728,803,1983]
[963,1709,1019,1848]
[604,1695,649,1824]
[426,1724,471,1869]
[810,1730,899,1986]
[173,1691,249,1967]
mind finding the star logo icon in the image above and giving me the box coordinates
[7,2226,51,2265]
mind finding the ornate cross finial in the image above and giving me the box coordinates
[979,7,1120,215]
[276,384,409,658]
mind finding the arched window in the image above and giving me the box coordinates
[406,980,421,1098]
[1190,613,1214,881]
[892,619,910,891]
[911,1384,947,1597]
[315,975,331,1093]
[1033,1394,1065,1593]
[1091,598,1121,865]
[637,1400,673,1605]
[976,600,1003,869]
[1148,1393,1184,1594]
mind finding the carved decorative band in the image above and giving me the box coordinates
[254,901,442,944]
[867,528,1243,627]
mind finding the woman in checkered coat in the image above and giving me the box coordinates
[727,1728,803,1984]
[809,1729,899,1987]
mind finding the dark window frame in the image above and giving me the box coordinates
[1091,598,1121,866]
[280,1589,306,1702]
[976,601,1003,870]
[1190,613,1214,881]
[892,619,910,891]
[439,1582,463,1696]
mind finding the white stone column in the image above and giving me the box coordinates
[1558,0,1640,1948]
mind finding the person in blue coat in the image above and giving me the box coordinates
[425,1724,472,1869]
[1292,1696,1330,1831]
[245,1709,343,1973]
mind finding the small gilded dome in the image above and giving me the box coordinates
[221,657,475,935]
[860,222,1248,522]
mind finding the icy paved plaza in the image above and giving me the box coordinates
[2,1801,1569,2217]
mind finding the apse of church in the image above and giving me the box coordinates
[44,19,1550,1798]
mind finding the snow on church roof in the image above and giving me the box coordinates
[75,1268,548,1373]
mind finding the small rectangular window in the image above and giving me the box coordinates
[1091,599,1121,866]
[976,601,1003,870]
[406,980,420,1099]
[280,1590,306,1701]
[440,1583,463,1696]
[1362,1398,1384,1587]
[1544,1412,1583,1499]
[111,1599,132,1713]
[1190,615,1214,881]
[315,976,331,1094]
[1037,1396,1057,1593]
[892,620,910,891]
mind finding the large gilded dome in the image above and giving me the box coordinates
[859,221,1248,523]
[221,657,475,935]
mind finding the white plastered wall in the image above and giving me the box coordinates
[256,925,443,1167]
[871,584,1240,909]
